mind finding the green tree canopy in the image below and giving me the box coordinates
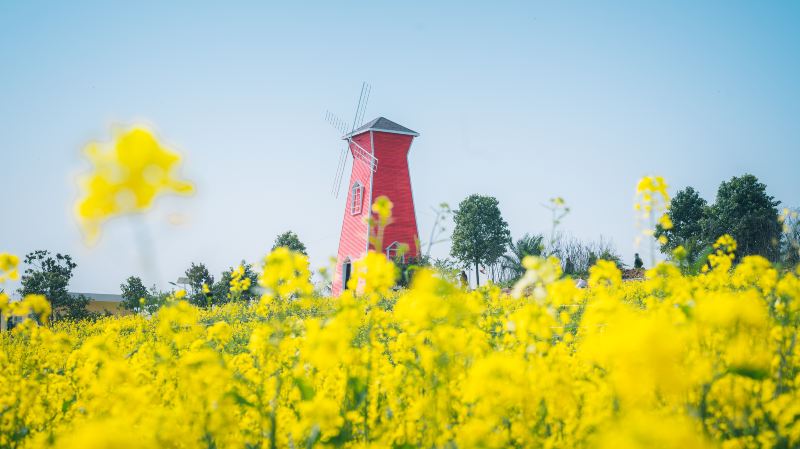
[655,186,710,259]
[781,207,800,267]
[272,231,307,255]
[212,261,259,304]
[18,250,91,321]
[709,174,781,261]
[501,233,545,282]
[450,194,511,286]
[120,276,150,311]
[184,262,214,306]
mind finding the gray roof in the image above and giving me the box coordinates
[69,292,124,302]
[343,117,419,138]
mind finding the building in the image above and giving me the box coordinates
[71,292,130,316]
[332,117,421,295]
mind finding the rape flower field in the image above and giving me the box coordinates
[2,130,798,448]
[2,236,800,449]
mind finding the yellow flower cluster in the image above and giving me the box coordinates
[0,254,50,324]
[229,265,252,300]
[74,127,194,243]
[258,247,314,305]
[635,175,672,246]
[2,243,799,449]
[0,253,19,283]
[0,292,51,324]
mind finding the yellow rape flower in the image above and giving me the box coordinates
[229,265,251,298]
[259,247,313,300]
[714,234,737,254]
[372,195,393,221]
[6,293,52,323]
[0,252,19,283]
[589,259,622,288]
[347,251,397,296]
[207,321,233,345]
[75,126,194,243]
[658,213,673,230]
[3,180,800,449]
[634,175,671,257]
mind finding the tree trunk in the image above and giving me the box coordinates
[474,262,480,287]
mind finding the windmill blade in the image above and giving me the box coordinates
[325,110,349,135]
[349,83,367,135]
[331,150,344,197]
[326,82,374,198]
[356,83,371,127]
[349,82,373,133]
[331,146,346,196]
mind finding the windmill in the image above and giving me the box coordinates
[325,86,422,295]
[325,82,375,198]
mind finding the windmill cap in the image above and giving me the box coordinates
[343,117,419,139]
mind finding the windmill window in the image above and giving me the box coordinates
[342,259,352,290]
[351,182,364,215]
[386,241,405,263]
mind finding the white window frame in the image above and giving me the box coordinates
[351,182,364,215]
[385,241,405,263]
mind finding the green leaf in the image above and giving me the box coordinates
[225,390,255,408]
[293,377,315,401]
[727,366,768,380]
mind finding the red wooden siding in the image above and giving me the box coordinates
[371,132,420,258]
[332,132,374,295]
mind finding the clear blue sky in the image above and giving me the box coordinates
[2,1,798,293]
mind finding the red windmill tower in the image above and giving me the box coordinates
[330,115,421,295]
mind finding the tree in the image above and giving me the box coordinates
[501,234,545,282]
[141,285,170,315]
[708,174,781,261]
[18,250,91,321]
[655,186,710,260]
[212,261,259,303]
[120,276,150,311]
[431,257,461,284]
[563,258,576,275]
[780,207,800,267]
[450,195,511,286]
[272,231,307,255]
[587,247,625,271]
[63,294,94,320]
[548,234,622,275]
[184,262,214,306]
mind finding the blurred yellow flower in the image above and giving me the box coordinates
[658,212,673,230]
[6,293,53,322]
[75,126,194,243]
[589,259,622,288]
[259,247,313,300]
[229,265,251,298]
[372,195,393,221]
[672,245,687,261]
[0,252,19,283]
[348,251,397,295]
[207,321,233,344]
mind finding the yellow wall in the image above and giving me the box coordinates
[87,301,130,316]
